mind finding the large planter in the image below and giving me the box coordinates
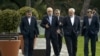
[0,42,1,56]
[0,40,20,56]
[18,35,24,54]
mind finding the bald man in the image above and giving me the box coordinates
[40,7,59,56]
[63,8,80,56]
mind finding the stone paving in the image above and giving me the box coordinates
[18,38,68,56]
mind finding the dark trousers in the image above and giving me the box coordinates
[96,34,98,41]
[23,35,34,56]
[84,33,96,56]
[64,33,77,56]
[57,34,62,53]
[46,33,59,56]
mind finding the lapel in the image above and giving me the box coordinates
[46,16,50,25]
[47,15,53,26]
[47,16,49,22]
[86,16,93,26]
[30,17,33,26]
[68,16,76,26]
[90,16,94,25]
[68,16,72,26]
[58,16,61,22]
[25,16,30,26]
[51,16,54,25]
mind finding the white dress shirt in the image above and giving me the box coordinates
[58,16,60,21]
[49,16,52,25]
[88,18,92,25]
[28,17,31,25]
[70,15,75,26]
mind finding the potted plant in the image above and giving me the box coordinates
[0,9,21,56]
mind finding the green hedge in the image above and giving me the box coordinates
[0,9,21,33]
[18,6,39,19]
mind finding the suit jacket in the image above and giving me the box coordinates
[40,15,59,36]
[82,16,99,36]
[57,16,64,36]
[20,16,39,37]
[57,16,64,29]
[63,15,80,36]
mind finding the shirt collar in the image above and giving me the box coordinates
[28,17,31,19]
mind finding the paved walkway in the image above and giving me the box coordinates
[18,38,68,56]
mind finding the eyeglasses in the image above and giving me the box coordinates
[87,11,92,13]
[55,13,60,14]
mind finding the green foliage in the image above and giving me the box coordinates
[0,0,100,17]
[0,9,21,33]
[0,2,19,10]
[11,0,26,7]
[76,36,100,56]
[91,0,100,13]
[18,6,39,19]
[35,3,47,20]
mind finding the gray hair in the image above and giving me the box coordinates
[55,9,60,13]
[68,8,75,12]
[47,7,53,12]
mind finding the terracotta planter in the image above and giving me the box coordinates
[18,35,24,54]
[0,40,20,56]
[0,42,1,56]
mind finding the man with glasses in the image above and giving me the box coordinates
[54,9,64,55]
[82,9,99,56]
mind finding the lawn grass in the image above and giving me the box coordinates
[77,36,100,56]
[39,35,100,56]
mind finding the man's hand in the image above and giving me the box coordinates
[46,24,49,28]
[59,22,63,26]
[35,35,38,38]
[57,29,61,34]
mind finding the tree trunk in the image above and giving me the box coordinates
[45,0,54,8]
[80,0,91,19]
[26,0,31,7]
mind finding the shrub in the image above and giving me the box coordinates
[18,6,39,19]
[0,9,21,33]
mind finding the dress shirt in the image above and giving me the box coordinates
[49,16,52,25]
[88,18,92,25]
[70,15,75,26]
[28,17,31,25]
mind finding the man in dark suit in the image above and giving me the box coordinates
[92,8,99,42]
[40,7,59,56]
[54,9,64,54]
[82,9,99,56]
[63,8,80,56]
[20,10,39,56]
